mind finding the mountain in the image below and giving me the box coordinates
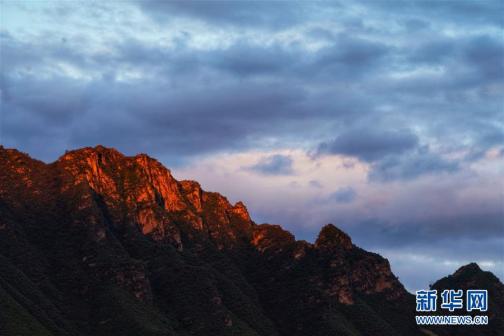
[0,145,501,336]
[427,263,504,336]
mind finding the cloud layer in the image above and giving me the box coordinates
[1,1,502,290]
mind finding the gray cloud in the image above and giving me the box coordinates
[361,0,504,27]
[328,187,357,203]
[1,2,500,173]
[315,123,467,181]
[208,43,296,77]
[318,128,419,162]
[463,35,504,82]
[369,147,459,181]
[0,2,499,180]
[314,35,390,75]
[346,212,504,248]
[247,154,294,175]
[137,0,320,28]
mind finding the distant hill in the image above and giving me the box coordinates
[427,263,504,336]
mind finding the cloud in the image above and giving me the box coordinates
[314,35,390,75]
[247,154,294,175]
[309,180,323,188]
[361,0,504,27]
[347,212,504,249]
[407,38,458,65]
[463,35,504,82]
[316,127,461,181]
[317,128,419,162]
[328,187,357,203]
[137,1,319,28]
[207,42,296,77]
[369,147,459,181]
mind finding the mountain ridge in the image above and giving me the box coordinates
[0,145,502,336]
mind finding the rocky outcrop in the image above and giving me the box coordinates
[315,223,353,250]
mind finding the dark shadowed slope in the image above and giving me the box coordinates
[427,263,504,336]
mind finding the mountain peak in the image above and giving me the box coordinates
[315,223,353,250]
[432,262,503,297]
[453,262,482,277]
[58,145,124,163]
[0,146,32,160]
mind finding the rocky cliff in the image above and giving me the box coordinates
[0,146,501,336]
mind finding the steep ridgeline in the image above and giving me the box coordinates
[0,145,498,336]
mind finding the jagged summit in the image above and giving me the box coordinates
[0,145,39,162]
[433,262,504,290]
[59,145,151,164]
[453,262,482,276]
[315,223,353,250]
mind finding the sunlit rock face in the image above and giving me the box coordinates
[56,147,186,247]
[1,145,500,336]
[53,146,256,250]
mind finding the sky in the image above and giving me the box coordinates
[0,0,503,291]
